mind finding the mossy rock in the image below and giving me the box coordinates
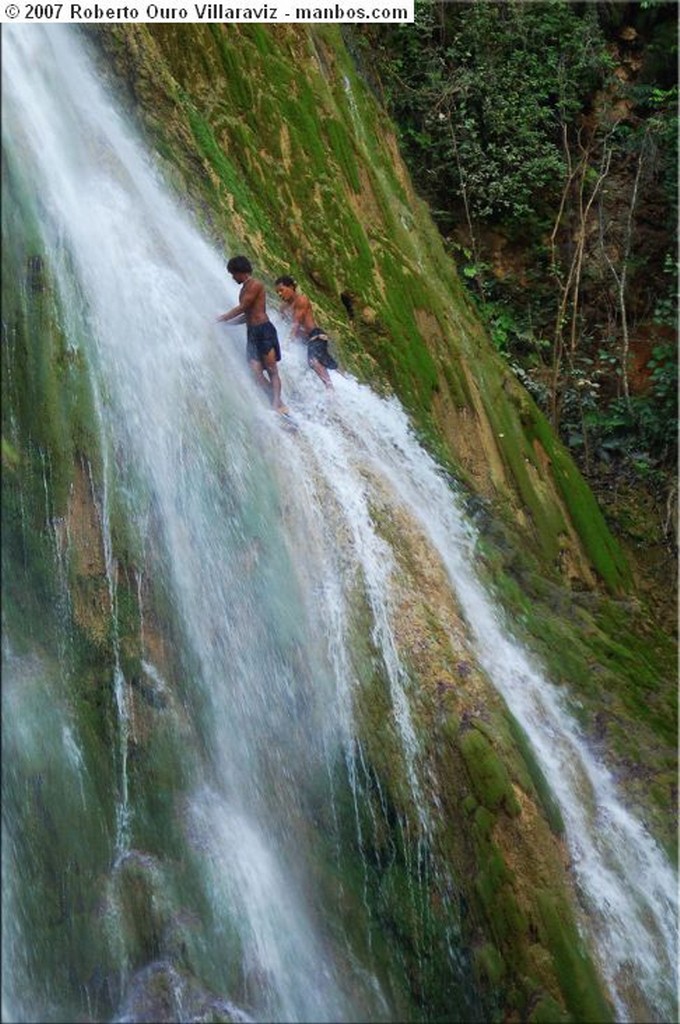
[535,890,613,1023]
[529,993,570,1023]
[458,726,522,817]
[474,942,506,986]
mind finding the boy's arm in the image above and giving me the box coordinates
[218,312,247,325]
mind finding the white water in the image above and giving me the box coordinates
[2,24,677,1024]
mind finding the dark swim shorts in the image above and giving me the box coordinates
[307,327,338,370]
[246,321,281,364]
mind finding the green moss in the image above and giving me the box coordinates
[324,117,361,192]
[528,408,632,594]
[476,870,528,951]
[249,24,277,56]
[351,273,441,424]
[335,208,375,284]
[506,718,565,836]
[462,793,478,815]
[475,942,506,986]
[481,394,566,566]
[209,28,254,109]
[185,104,265,236]
[261,49,297,92]
[440,712,462,745]
[2,436,21,471]
[459,727,522,817]
[535,891,613,1022]
[128,721,193,862]
[475,845,512,901]
[472,804,496,844]
[353,672,413,815]
[284,97,329,176]
[529,994,570,1023]
[436,338,465,398]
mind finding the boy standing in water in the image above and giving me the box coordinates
[217,255,288,413]
[275,276,339,390]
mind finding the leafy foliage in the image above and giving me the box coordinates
[361,0,610,231]
[355,0,678,494]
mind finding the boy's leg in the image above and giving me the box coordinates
[309,357,333,388]
[262,350,286,411]
[249,358,273,399]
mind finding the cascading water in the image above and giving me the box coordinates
[2,24,677,1024]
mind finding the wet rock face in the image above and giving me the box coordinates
[117,960,252,1023]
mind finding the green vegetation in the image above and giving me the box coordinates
[355,0,678,555]
[359,1,609,228]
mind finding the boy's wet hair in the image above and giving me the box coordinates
[227,255,252,274]
[275,275,297,288]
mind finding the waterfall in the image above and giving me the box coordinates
[2,24,676,1024]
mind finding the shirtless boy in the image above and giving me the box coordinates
[275,276,338,390]
[217,255,287,413]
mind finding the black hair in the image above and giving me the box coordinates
[227,255,252,275]
[275,275,297,288]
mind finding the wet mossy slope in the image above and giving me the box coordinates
[84,21,675,851]
[84,0,673,876]
[85,23,628,595]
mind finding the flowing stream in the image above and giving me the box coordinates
[2,25,677,1024]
